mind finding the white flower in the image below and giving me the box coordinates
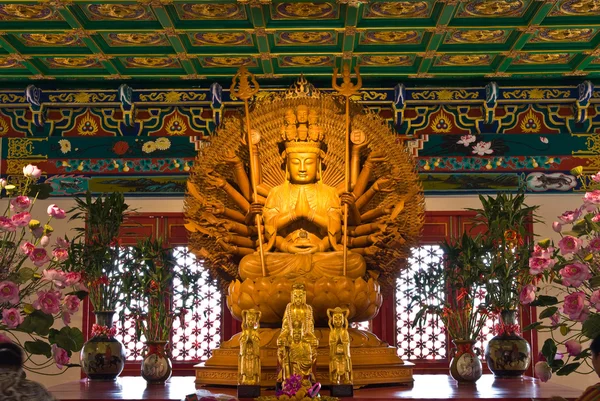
[472,141,493,156]
[58,139,71,154]
[457,134,476,147]
[540,136,549,144]
[23,164,42,179]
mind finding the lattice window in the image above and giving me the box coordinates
[396,245,447,360]
[473,286,498,357]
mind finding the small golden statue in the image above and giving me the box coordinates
[327,307,352,385]
[277,284,318,386]
[239,309,261,386]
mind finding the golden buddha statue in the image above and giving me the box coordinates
[239,309,261,385]
[327,307,352,385]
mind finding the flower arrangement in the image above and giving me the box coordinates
[410,233,490,342]
[0,165,85,372]
[64,191,130,315]
[273,375,321,400]
[120,237,203,342]
[523,167,600,381]
[470,192,539,312]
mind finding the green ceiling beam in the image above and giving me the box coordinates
[341,5,359,68]
[0,34,44,76]
[416,3,457,75]
[249,5,272,76]
[151,5,196,75]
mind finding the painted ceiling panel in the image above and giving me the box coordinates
[0,0,598,81]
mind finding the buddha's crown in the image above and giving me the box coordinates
[282,105,324,154]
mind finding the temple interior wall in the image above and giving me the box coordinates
[8,194,593,392]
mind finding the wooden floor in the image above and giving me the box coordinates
[49,375,582,401]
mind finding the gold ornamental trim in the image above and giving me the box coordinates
[139,91,207,102]
[412,89,478,101]
[48,92,116,103]
[502,89,570,100]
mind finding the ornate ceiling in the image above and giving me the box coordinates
[0,0,599,81]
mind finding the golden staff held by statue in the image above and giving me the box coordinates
[230,66,266,277]
[332,65,362,276]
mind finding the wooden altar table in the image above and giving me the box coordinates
[49,375,581,401]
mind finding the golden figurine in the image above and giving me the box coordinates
[328,307,352,385]
[277,285,317,385]
[239,309,261,385]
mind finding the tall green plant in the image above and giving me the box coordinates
[469,192,539,311]
[64,191,130,311]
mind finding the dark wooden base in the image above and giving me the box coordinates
[49,375,581,401]
[237,385,261,398]
[330,384,354,397]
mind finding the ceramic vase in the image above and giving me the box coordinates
[449,340,483,384]
[485,310,531,378]
[80,311,126,381]
[141,341,172,384]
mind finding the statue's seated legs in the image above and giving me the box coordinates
[239,251,366,281]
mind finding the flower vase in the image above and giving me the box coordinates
[485,310,531,378]
[80,311,126,381]
[141,341,172,384]
[449,340,483,384]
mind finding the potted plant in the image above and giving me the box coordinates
[410,233,490,383]
[0,164,85,373]
[65,191,130,380]
[120,237,203,384]
[470,192,539,377]
[524,167,600,382]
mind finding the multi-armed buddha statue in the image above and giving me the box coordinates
[185,67,424,387]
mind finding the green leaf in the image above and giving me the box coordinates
[24,340,52,358]
[531,295,559,307]
[19,310,54,336]
[539,306,559,320]
[18,268,35,283]
[560,325,570,336]
[523,321,542,331]
[49,326,84,354]
[556,362,581,376]
[575,350,591,361]
[583,314,600,339]
[65,290,88,300]
[541,338,557,362]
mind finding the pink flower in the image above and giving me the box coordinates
[20,241,35,256]
[0,281,19,304]
[11,212,31,227]
[472,141,493,156]
[10,196,31,212]
[457,135,476,147]
[550,312,560,327]
[565,340,582,357]
[2,308,23,329]
[562,292,587,321]
[63,295,80,313]
[584,190,600,204]
[594,214,600,223]
[47,204,66,219]
[592,172,600,183]
[532,245,554,259]
[40,235,50,247]
[529,257,555,275]
[558,236,583,255]
[0,333,11,343]
[51,344,70,369]
[535,361,552,382]
[23,164,42,179]
[592,290,600,311]
[55,237,69,248]
[559,210,580,224]
[33,290,61,314]
[0,217,16,232]
[62,312,71,325]
[42,269,67,289]
[552,222,563,233]
[520,284,536,305]
[560,263,591,287]
[64,272,81,286]
[590,237,600,252]
[29,247,49,267]
[52,248,68,262]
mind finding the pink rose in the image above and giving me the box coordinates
[552,222,563,233]
[47,204,66,219]
[562,292,587,321]
[0,333,11,343]
[42,269,67,289]
[62,312,71,325]
[55,237,69,248]
[52,248,68,262]
[64,272,81,286]
[23,164,42,179]
[560,263,591,287]
[0,217,16,232]
[594,215,600,223]
[520,284,536,305]
[10,196,31,212]
[20,241,35,256]
[535,361,552,382]
[29,247,49,267]
[590,237,600,252]
[558,236,583,255]
[585,190,600,204]
[2,308,23,329]
[33,290,61,314]
[529,257,555,275]
[0,281,19,304]
[532,245,554,259]
[63,295,80,313]
[592,290,600,311]
[550,312,560,327]
[565,340,582,357]
[11,212,31,227]
[51,344,70,369]
[559,210,580,224]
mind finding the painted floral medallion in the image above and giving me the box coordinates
[365,1,429,18]
[0,58,20,69]
[359,55,413,66]
[552,0,600,16]
[446,29,507,43]
[361,30,421,45]
[106,33,168,46]
[124,57,180,68]
[179,3,246,19]
[45,57,101,68]
[201,57,256,67]
[20,33,82,47]
[461,0,526,17]
[273,2,337,19]
[280,55,333,67]
[86,4,153,20]
[0,4,59,20]
[436,54,492,66]
[532,28,595,42]
[277,31,335,45]
[192,32,252,46]
[514,53,572,64]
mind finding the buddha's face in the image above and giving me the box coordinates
[333,313,343,328]
[288,152,318,184]
[292,329,301,342]
[292,289,305,305]
[297,106,308,123]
